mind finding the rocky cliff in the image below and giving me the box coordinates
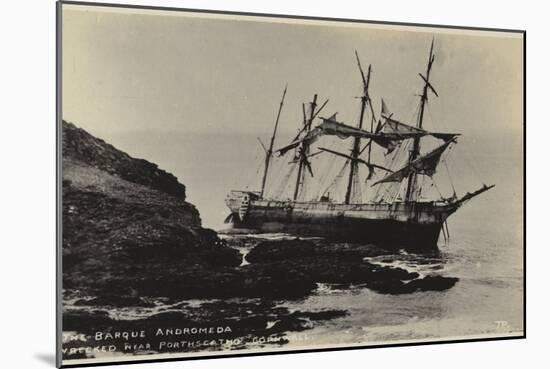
[62,121,243,298]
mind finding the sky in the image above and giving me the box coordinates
[62,4,524,229]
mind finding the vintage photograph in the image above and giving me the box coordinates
[58,2,524,366]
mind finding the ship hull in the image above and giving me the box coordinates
[237,217,442,251]
[225,191,459,252]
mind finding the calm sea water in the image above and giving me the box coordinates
[69,129,523,352]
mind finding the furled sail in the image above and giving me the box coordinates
[373,116,427,155]
[276,113,458,157]
[375,100,458,154]
[276,115,380,156]
[381,114,459,142]
[372,138,455,186]
[371,114,459,155]
[317,117,382,139]
[318,147,393,180]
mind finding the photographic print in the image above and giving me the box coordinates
[57,1,525,367]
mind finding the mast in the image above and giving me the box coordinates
[405,39,436,202]
[260,85,287,198]
[293,94,317,201]
[344,52,371,204]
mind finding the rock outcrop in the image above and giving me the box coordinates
[243,239,457,294]
[62,121,243,299]
[63,121,186,198]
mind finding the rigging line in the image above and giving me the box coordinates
[245,158,265,190]
[432,176,445,200]
[425,102,438,131]
[233,144,262,189]
[275,163,297,199]
[266,159,285,198]
[376,176,400,203]
[315,146,338,199]
[442,155,457,197]
[409,102,421,128]
[272,160,290,197]
[374,142,403,199]
[243,151,263,190]
[457,146,485,186]
[389,182,402,203]
[323,159,349,198]
[445,141,484,187]
[417,175,425,199]
[383,139,410,200]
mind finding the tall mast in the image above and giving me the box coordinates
[260,85,287,198]
[366,65,375,164]
[293,94,317,201]
[405,39,436,202]
[344,52,371,205]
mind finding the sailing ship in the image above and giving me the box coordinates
[224,40,494,251]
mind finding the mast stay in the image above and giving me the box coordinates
[293,94,318,201]
[267,39,490,206]
[405,39,437,202]
[259,85,287,198]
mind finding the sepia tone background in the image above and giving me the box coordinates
[60,3,524,365]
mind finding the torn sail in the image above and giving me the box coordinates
[276,117,380,155]
[372,138,455,186]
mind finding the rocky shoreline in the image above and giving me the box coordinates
[61,121,458,360]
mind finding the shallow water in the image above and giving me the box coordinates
[234,225,523,347]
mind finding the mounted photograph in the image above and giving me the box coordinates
[57,1,525,367]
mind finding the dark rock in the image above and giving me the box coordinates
[243,239,391,264]
[268,315,311,333]
[245,239,316,263]
[406,275,459,291]
[62,121,250,301]
[73,296,156,308]
[366,275,458,294]
[366,279,412,294]
[241,239,459,296]
[63,310,114,331]
[316,242,393,259]
[294,310,348,321]
[239,263,318,298]
[243,239,413,288]
[63,120,186,198]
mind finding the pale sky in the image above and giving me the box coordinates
[62,4,523,140]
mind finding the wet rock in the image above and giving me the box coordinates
[63,310,114,330]
[73,296,156,308]
[294,310,348,321]
[244,239,419,287]
[406,275,459,291]
[242,239,460,295]
[366,275,458,294]
[239,263,318,298]
[316,242,393,259]
[245,239,317,263]
[243,239,391,264]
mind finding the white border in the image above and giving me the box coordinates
[2,1,543,369]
